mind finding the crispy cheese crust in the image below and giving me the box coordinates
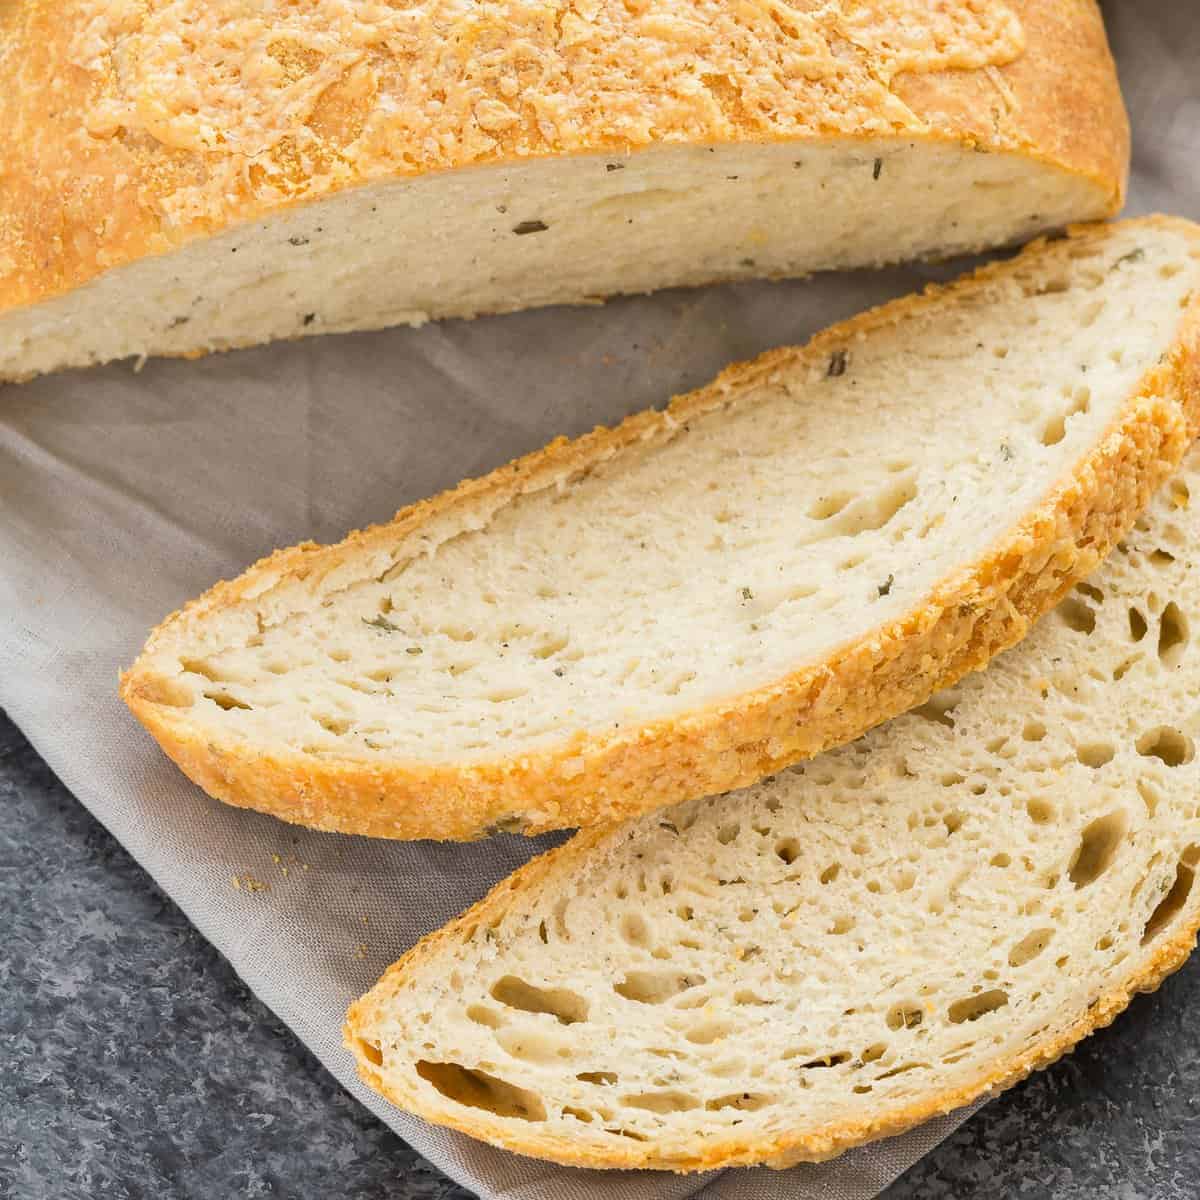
[1,0,1126,318]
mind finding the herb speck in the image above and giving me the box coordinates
[740,586,754,601]
[872,157,882,180]
[513,219,549,235]
[877,574,894,597]
[362,615,401,633]
[827,350,848,378]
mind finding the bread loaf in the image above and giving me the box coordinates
[1,0,1127,381]
[346,446,1200,1171]
[121,218,1200,841]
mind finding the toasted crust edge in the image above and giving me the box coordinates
[341,817,1200,1171]
[1,0,1125,322]
[120,217,1200,841]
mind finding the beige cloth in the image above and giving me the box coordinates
[1,5,1194,1196]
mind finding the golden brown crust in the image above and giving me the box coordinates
[2,0,1125,318]
[341,823,1200,1171]
[120,217,1200,842]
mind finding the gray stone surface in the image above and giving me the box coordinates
[2,707,1197,1200]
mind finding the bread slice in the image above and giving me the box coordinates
[1,0,1127,381]
[121,218,1200,842]
[345,446,1200,1172]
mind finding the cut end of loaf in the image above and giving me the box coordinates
[4,139,1114,383]
[1,0,1127,380]
[345,450,1200,1170]
[121,217,1200,841]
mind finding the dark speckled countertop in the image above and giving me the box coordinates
[3,706,1198,1200]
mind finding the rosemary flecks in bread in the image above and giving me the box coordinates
[122,218,1200,840]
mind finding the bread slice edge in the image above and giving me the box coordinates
[120,216,1200,841]
[342,816,1199,1171]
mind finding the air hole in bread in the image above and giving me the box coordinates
[1137,779,1162,817]
[775,839,800,865]
[1142,854,1197,944]
[576,1071,617,1086]
[533,634,570,659]
[734,989,771,1006]
[1113,655,1140,681]
[991,852,1012,868]
[620,914,651,947]
[1027,798,1055,825]
[706,1092,771,1112]
[685,1020,733,1045]
[1169,478,1191,509]
[819,863,841,884]
[614,971,704,1004]
[947,989,1009,1024]
[495,1028,567,1063]
[911,689,960,728]
[1008,927,1055,967]
[1136,726,1194,767]
[136,676,196,708]
[624,1089,700,1113]
[831,478,918,536]
[1022,720,1047,742]
[490,976,588,1025]
[180,657,229,682]
[1075,741,1115,768]
[357,1038,384,1067]
[1129,607,1149,641]
[466,1005,504,1029]
[205,691,251,711]
[1058,597,1096,634]
[1076,582,1104,604]
[799,1052,851,1070]
[808,492,854,520]
[562,1106,592,1123]
[416,1061,546,1121]
[609,1127,649,1141]
[1068,811,1127,889]
[1157,602,1188,667]
[877,1061,927,1081]
[716,823,740,845]
[886,1003,923,1031]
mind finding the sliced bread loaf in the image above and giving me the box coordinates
[346,446,1200,1171]
[1,0,1128,381]
[121,218,1200,841]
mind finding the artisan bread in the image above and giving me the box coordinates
[346,446,1200,1172]
[121,218,1200,841]
[1,0,1127,381]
